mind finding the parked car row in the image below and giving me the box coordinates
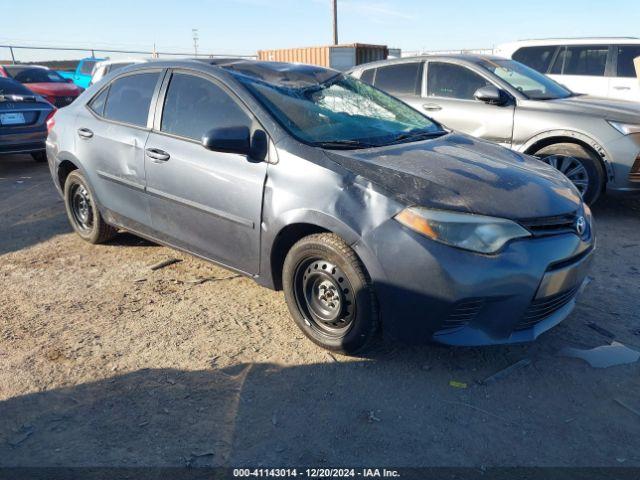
[349,54,640,203]
[46,59,595,353]
[0,58,150,161]
[0,64,83,108]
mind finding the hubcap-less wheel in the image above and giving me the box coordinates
[293,258,356,337]
[70,184,94,231]
[539,154,590,197]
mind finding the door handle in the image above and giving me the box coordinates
[77,128,93,139]
[422,103,442,112]
[145,148,170,162]
[613,86,631,91]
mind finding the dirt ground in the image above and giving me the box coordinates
[1,153,639,468]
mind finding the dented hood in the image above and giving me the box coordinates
[323,133,582,220]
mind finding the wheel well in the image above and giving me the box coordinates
[524,136,608,184]
[57,160,78,190]
[270,223,330,290]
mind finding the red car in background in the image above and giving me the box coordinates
[0,65,83,108]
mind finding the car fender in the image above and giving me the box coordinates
[516,129,614,181]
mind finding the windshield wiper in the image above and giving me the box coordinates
[386,130,447,145]
[312,139,376,150]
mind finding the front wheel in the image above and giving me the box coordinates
[63,170,117,244]
[534,143,605,205]
[282,233,378,354]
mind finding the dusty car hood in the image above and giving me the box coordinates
[323,133,582,220]
[545,95,640,123]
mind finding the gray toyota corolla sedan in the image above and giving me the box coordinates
[46,59,595,353]
[350,55,640,204]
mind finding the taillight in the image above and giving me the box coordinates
[46,108,57,133]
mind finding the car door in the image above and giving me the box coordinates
[74,70,163,232]
[608,45,640,101]
[144,70,268,274]
[422,61,515,148]
[548,45,610,97]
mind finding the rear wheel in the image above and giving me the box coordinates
[534,143,605,205]
[282,233,378,354]
[31,152,47,163]
[63,170,117,244]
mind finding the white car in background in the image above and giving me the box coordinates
[494,38,640,102]
[89,58,151,85]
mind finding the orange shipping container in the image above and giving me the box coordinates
[258,44,389,71]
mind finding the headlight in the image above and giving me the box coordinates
[395,207,531,254]
[608,121,640,136]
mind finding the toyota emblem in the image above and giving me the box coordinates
[575,216,587,236]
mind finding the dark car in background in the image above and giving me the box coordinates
[46,60,594,353]
[0,65,83,108]
[0,77,55,161]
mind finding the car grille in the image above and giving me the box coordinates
[518,212,578,237]
[515,285,580,331]
[442,298,485,330]
[54,96,76,108]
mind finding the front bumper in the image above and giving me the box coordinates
[604,133,640,192]
[356,218,595,346]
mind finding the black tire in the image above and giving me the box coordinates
[63,170,117,244]
[534,142,605,205]
[31,151,47,163]
[282,233,378,354]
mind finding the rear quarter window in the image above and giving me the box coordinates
[102,72,160,127]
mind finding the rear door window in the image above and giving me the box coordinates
[102,72,160,127]
[512,46,558,73]
[616,45,640,78]
[553,45,609,76]
[160,72,251,141]
[426,62,490,100]
[374,62,423,95]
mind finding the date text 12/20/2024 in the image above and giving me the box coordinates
[233,468,401,478]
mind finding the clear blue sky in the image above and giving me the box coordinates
[1,0,639,60]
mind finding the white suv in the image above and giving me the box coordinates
[495,38,640,102]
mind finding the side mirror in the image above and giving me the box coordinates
[65,78,74,83]
[474,85,510,105]
[202,126,251,155]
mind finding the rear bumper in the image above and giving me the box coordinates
[0,130,46,154]
[356,218,595,346]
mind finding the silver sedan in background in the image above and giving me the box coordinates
[349,55,640,204]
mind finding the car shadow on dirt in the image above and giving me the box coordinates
[1,336,639,470]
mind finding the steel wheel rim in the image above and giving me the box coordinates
[540,154,590,197]
[293,257,356,337]
[70,183,94,231]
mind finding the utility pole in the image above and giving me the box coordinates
[332,0,338,45]
[192,28,199,57]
